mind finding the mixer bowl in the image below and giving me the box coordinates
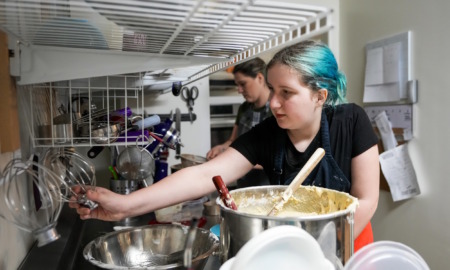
[180,154,207,167]
[83,224,219,269]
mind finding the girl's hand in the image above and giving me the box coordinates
[68,186,128,221]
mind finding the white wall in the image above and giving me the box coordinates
[340,0,450,268]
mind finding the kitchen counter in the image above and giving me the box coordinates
[18,204,222,270]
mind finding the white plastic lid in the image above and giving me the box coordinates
[344,241,429,270]
[220,225,334,270]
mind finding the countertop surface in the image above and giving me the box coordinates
[18,204,222,270]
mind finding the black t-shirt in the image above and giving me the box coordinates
[230,103,378,186]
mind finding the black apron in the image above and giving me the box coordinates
[272,110,351,192]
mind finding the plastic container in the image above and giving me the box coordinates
[220,225,334,270]
[344,241,429,270]
[155,196,208,223]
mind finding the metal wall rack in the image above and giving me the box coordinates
[20,73,149,148]
[2,0,335,148]
[0,0,334,85]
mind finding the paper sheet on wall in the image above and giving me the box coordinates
[379,144,420,201]
[374,110,397,151]
[363,42,403,103]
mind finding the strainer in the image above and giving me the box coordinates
[116,135,155,186]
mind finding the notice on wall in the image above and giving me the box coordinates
[363,42,402,103]
[364,104,413,141]
[363,32,411,103]
[379,144,420,201]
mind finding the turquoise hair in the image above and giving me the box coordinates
[266,40,347,106]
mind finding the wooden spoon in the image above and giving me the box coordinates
[267,147,325,216]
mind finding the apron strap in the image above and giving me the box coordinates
[320,110,334,158]
[272,131,286,185]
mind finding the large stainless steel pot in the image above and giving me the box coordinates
[216,186,358,268]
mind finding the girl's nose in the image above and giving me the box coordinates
[270,93,280,109]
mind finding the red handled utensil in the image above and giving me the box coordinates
[212,175,237,210]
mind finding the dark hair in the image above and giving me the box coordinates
[233,57,266,78]
[267,40,347,106]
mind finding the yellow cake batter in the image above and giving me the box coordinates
[232,186,358,217]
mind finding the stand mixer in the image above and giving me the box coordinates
[146,112,184,183]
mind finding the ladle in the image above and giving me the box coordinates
[267,147,325,216]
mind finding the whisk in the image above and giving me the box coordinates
[0,157,66,247]
[42,148,98,210]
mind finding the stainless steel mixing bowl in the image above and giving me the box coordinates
[217,185,358,267]
[83,224,219,269]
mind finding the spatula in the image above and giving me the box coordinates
[212,175,237,210]
[267,147,325,216]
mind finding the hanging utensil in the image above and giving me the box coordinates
[116,135,155,187]
[267,147,325,216]
[175,108,181,158]
[180,86,198,123]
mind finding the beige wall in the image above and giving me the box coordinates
[340,0,450,269]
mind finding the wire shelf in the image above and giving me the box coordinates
[18,73,155,148]
[1,0,333,84]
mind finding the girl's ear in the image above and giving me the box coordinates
[316,89,328,105]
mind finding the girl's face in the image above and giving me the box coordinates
[234,71,265,103]
[267,63,323,131]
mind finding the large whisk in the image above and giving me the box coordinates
[0,157,66,247]
[42,148,98,210]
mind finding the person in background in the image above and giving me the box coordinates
[206,57,272,188]
[70,40,379,251]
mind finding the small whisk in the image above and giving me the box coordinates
[42,148,98,210]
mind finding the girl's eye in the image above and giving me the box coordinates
[282,89,291,95]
